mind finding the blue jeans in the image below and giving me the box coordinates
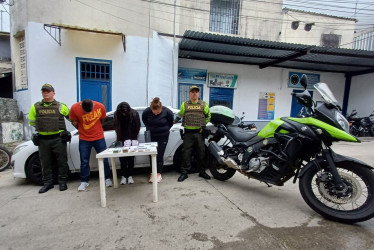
[79,138,111,182]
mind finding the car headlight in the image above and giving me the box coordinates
[13,144,29,155]
[335,112,349,133]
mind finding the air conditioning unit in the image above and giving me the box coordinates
[321,34,341,48]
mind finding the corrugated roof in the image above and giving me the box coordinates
[178,30,374,76]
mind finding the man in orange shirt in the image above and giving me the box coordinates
[70,99,113,191]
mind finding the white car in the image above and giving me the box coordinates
[11,107,188,185]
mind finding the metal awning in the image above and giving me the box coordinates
[178,30,374,77]
[44,24,126,51]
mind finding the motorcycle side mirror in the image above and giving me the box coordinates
[300,74,308,90]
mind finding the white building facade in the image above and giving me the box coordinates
[9,0,372,137]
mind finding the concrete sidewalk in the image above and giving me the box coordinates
[1,138,374,249]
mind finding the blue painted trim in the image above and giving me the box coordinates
[75,57,112,111]
[75,57,79,102]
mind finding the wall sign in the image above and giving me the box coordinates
[178,67,207,84]
[208,73,238,88]
[288,72,320,89]
[258,92,275,120]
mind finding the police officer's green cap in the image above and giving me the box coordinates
[41,83,54,91]
[189,85,199,92]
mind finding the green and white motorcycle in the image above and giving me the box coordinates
[208,75,374,223]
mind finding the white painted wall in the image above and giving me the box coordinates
[15,22,177,138]
[179,58,346,122]
[281,9,356,48]
[348,73,374,117]
[148,32,178,107]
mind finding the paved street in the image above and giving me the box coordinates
[1,138,374,249]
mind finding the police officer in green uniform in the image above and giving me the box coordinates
[28,83,70,193]
[175,85,211,182]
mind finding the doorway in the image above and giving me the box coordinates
[77,58,112,111]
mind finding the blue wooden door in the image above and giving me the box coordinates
[79,61,112,111]
[209,87,234,108]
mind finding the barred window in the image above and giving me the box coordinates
[209,0,241,35]
[18,37,28,90]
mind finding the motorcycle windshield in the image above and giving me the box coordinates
[314,82,339,106]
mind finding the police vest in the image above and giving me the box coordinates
[182,101,207,127]
[35,100,66,132]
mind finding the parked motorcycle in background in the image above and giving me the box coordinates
[237,112,257,131]
[207,75,374,223]
[347,109,374,137]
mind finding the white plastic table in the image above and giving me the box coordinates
[96,146,158,207]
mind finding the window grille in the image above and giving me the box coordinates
[19,37,28,90]
[354,30,374,51]
[209,0,241,35]
[80,62,110,81]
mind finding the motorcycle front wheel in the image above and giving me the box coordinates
[299,161,374,223]
[208,156,236,181]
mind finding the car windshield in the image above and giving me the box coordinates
[314,82,339,106]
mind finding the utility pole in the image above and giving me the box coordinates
[0,10,3,31]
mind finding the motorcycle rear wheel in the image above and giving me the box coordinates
[208,156,236,181]
[349,125,359,136]
[299,161,374,223]
[370,125,374,137]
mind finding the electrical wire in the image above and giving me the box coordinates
[1,3,9,15]
[74,0,372,40]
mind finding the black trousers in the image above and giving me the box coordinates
[151,135,169,173]
[119,156,134,178]
[38,136,68,184]
[180,131,206,174]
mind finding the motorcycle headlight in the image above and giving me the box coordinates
[335,112,349,133]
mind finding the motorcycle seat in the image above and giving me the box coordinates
[227,125,258,142]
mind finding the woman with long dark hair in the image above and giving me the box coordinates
[142,97,174,183]
[114,102,141,184]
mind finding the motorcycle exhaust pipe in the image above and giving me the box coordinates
[223,158,240,170]
[208,141,225,165]
[208,142,240,170]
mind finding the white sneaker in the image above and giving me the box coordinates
[128,176,134,184]
[157,173,162,183]
[78,182,89,191]
[105,179,113,187]
[120,176,127,185]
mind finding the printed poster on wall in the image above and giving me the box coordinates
[258,92,275,120]
[178,67,207,84]
[208,73,238,88]
[288,72,320,89]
